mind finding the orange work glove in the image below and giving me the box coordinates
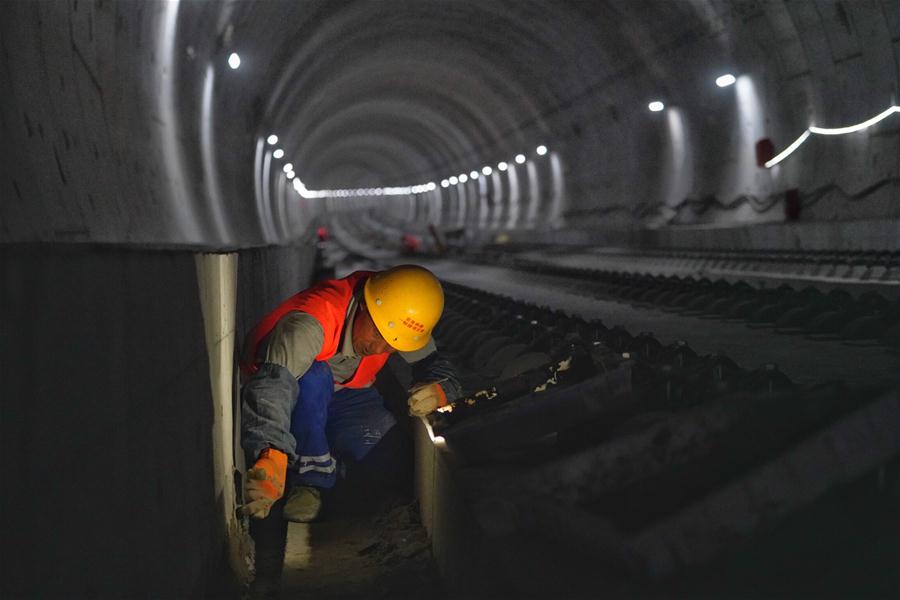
[407,382,448,417]
[242,448,288,519]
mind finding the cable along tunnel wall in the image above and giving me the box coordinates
[409,276,900,597]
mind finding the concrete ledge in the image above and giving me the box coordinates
[414,418,507,598]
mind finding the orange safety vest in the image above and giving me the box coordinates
[240,271,391,388]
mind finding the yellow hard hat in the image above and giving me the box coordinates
[363,264,444,352]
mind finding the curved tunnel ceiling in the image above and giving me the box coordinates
[259,0,704,187]
[1,0,897,247]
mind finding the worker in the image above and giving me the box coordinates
[239,264,460,522]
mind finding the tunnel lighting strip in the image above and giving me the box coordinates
[266,137,550,199]
[765,105,900,168]
[765,130,811,168]
[291,178,437,199]
[808,105,900,135]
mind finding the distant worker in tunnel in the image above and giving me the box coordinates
[238,264,460,521]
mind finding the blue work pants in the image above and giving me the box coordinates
[289,361,396,488]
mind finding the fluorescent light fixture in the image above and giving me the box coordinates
[282,163,293,173]
[765,105,899,168]
[648,101,664,112]
[716,74,736,88]
[482,166,493,175]
[266,134,278,145]
[449,176,458,185]
[273,149,284,159]
[459,174,468,183]
[469,170,479,179]
[441,179,449,188]
[227,53,241,69]
[498,161,508,171]
[536,145,548,155]
[515,154,526,164]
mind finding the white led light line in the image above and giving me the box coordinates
[291,178,437,199]
[809,105,900,135]
[765,105,899,168]
[765,130,811,168]
[435,145,548,189]
[266,132,551,198]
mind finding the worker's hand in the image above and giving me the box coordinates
[408,382,448,417]
[242,448,287,519]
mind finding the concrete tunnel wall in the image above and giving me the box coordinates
[2,1,898,250]
[292,1,900,239]
[0,1,326,247]
[0,243,316,597]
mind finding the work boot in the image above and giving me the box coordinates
[282,485,322,523]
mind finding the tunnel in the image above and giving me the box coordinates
[1,0,899,598]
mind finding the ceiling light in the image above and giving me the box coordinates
[498,162,508,171]
[427,182,436,191]
[266,134,278,145]
[449,176,458,185]
[227,53,241,69]
[716,74,736,87]
[286,171,295,179]
[515,154,526,164]
[536,145,548,155]
[282,163,293,173]
[441,179,449,188]
[648,101,665,112]
[469,171,479,179]
[459,174,468,183]
[273,149,284,159]
[482,166,493,175]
